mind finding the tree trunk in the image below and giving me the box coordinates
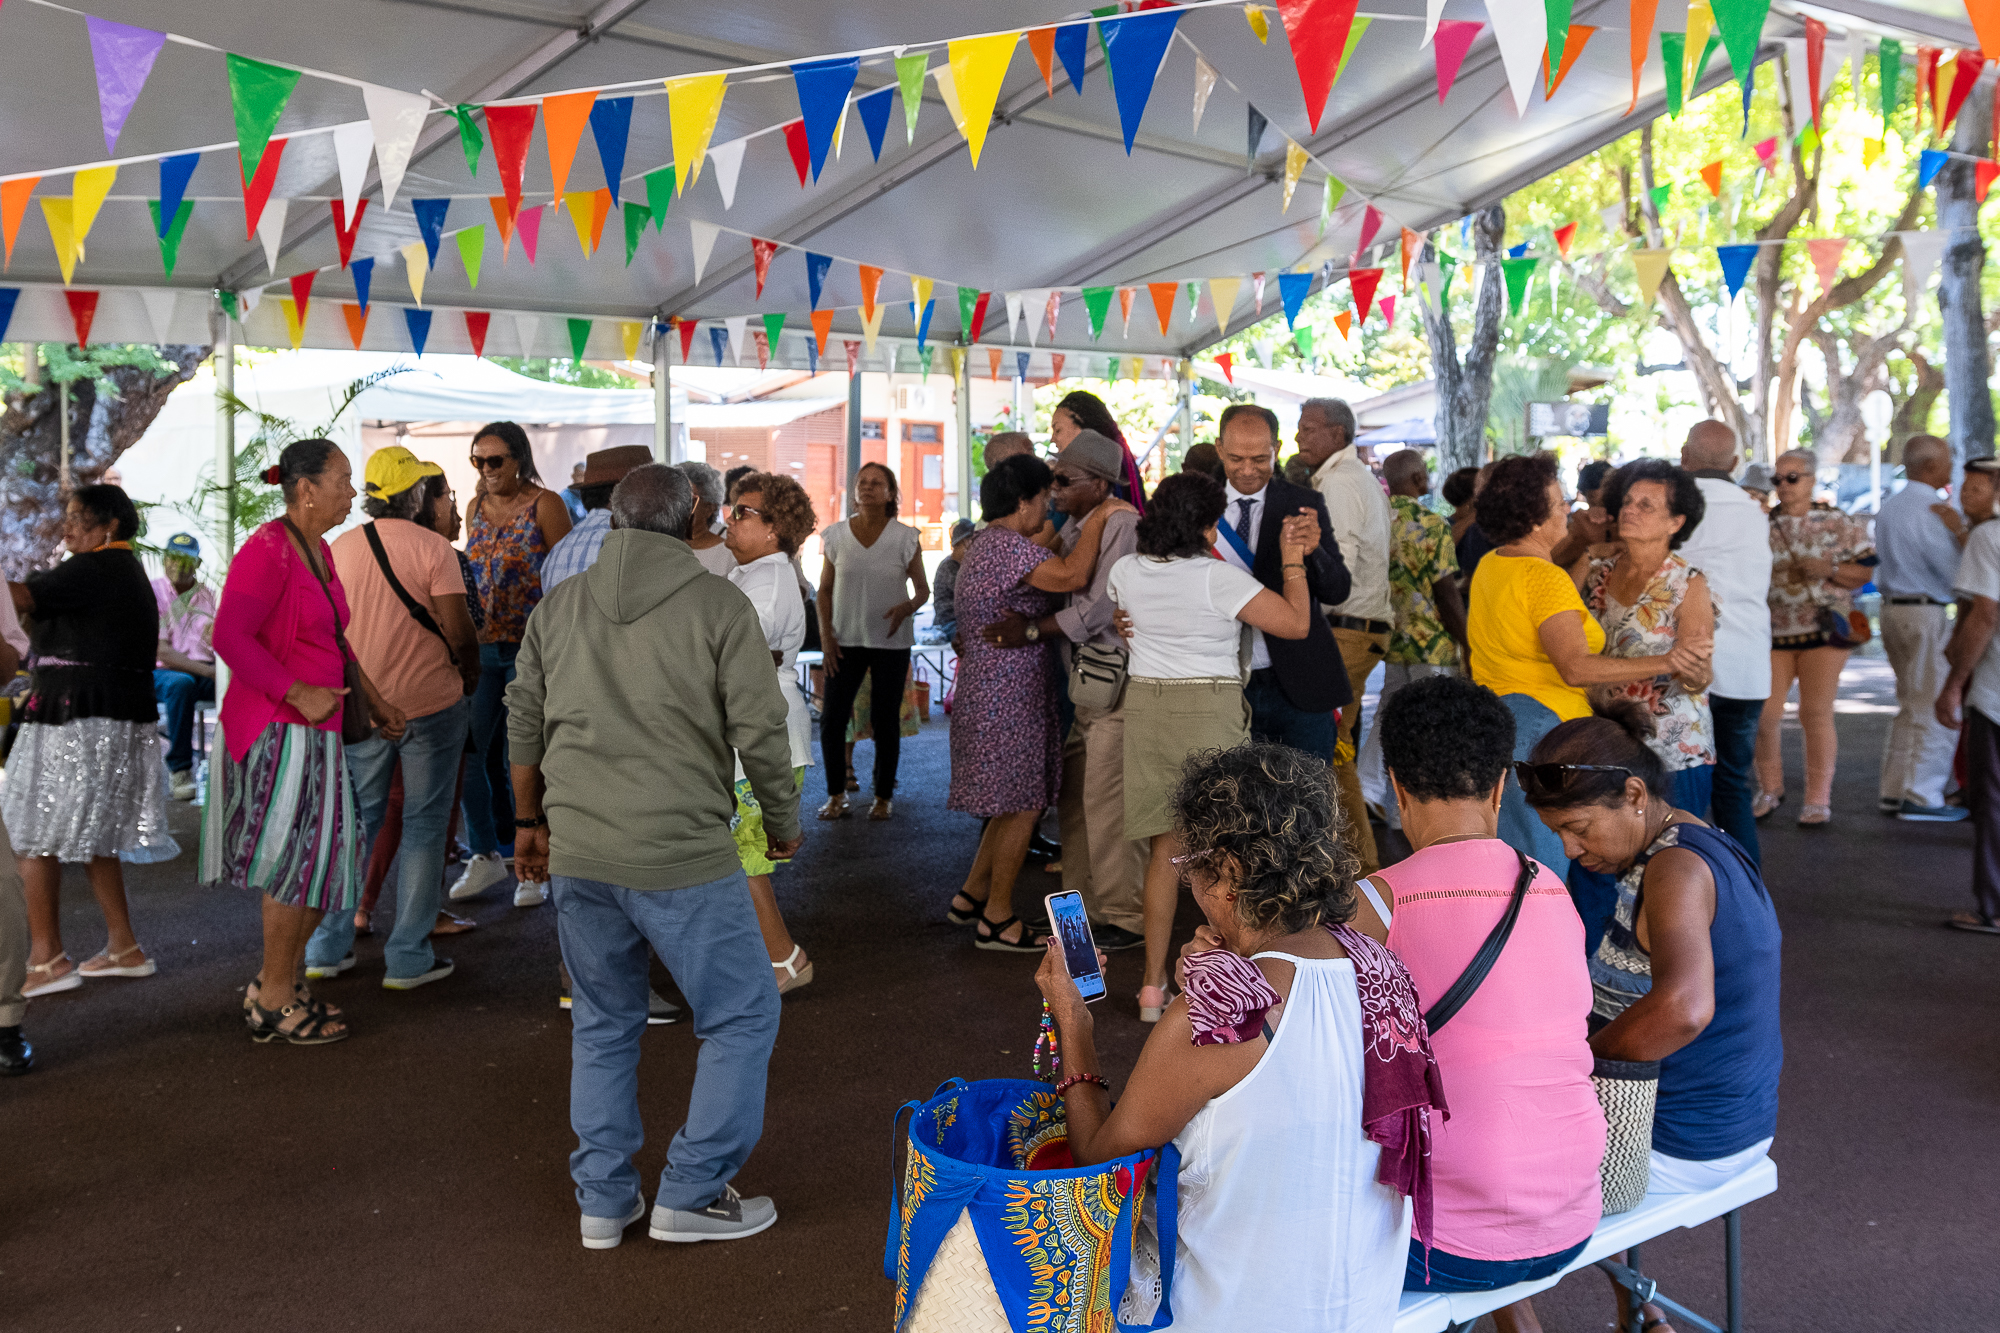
[1422,202,1505,476]
[1890,347,1945,456]
[0,344,208,577]
[1938,82,1994,465]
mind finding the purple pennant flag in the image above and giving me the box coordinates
[85,16,170,154]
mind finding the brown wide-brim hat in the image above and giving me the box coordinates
[579,445,655,487]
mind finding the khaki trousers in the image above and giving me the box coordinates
[1330,626,1388,874]
[1058,701,1149,934]
[1878,602,1957,808]
[0,817,25,1028]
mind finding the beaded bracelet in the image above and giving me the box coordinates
[1053,1072,1110,1095]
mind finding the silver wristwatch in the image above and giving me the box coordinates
[1023,622,1041,643]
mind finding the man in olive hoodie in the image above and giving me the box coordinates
[508,464,802,1250]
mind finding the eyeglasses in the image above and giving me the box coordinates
[1050,472,1096,489]
[1773,471,1809,485]
[728,503,765,522]
[1512,762,1633,796]
[469,454,511,471]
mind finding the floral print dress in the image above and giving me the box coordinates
[1584,552,1715,771]
[1767,509,1874,648]
[947,527,1060,817]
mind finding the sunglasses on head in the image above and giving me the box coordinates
[728,503,764,522]
[1774,471,1809,485]
[1512,762,1633,796]
[469,454,511,471]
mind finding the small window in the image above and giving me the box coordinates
[905,422,941,444]
[922,455,943,490]
[860,419,886,440]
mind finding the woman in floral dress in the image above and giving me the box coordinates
[946,454,1127,952]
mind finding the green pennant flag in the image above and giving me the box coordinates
[1692,31,1722,85]
[1500,257,1540,314]
[896,53,928,143]
[1708,0,1772,97]
[1795,122,1820,154]
[958,285,980,332]
[1648,183,1671,214]
[456,226,485,288]
[1092,7,1119,92]
[1544,0,1574,93]
[217,289,238,320]
[1187,281,1200,318]
[1105,356,1120,380]
[1878,40,1902,125]
[919,344,934,376]
[645,166,675,230]
[1661,33,1686,116]
[147,200,193,277]
[453,105,485,177]
[1321,176,1347,235]
[1081,286,1115,340]
[763,313,786,352]
[1438,253,1457,305]
[567,317,591,363]
[225,54,303,182]
[1293,327,1314,358]
[623,202,649,265]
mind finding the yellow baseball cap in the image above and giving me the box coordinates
[365,444,444,499]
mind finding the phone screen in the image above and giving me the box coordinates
[1044,891,1105,1001]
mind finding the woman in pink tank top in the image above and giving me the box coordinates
[1354,673,1603,1333]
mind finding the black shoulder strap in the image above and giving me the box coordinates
[363,521,458,666]
[1422,847,1535,1035]
[283,516,354,665]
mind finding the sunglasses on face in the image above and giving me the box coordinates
[469,454,511,471]
[1049,472,1095,489]
[1512,762,1633,797]
[728,503,765,522]
[1774,471,1809,485]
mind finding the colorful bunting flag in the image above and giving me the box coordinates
[688,219,719,284]
[226,55,300,185]
[1879,40,1903,126]
[567,317,592,363]
[39,199,76,285]
[948,33,1019,166]
[411,199,451,268]
[1082,286,1115,340]
[1500,256,1538,313]
[677,318,698,362]
[1278,270,1314,326]
[85,16,167,156]
[1486,0,1547,114]
[1045,290,1062,343]
[1355,204,1383,257]
[622,202,648,265]
[667,75,727,194]
[543,91,597,201]
[590,97,633,206]
[896,52,930,143]
[342,303,369,350]
[1281,141,1309,210]
[643,167,675,231]
[457,226,485,287]
[855,86,895,162]
[1193,55,1218,133]
[1632,248,1673,305]
[364,83,430,211]
[351,256,374,310]
[1380,295,1396,326]
[1247,106,1269,168]
[330,199,368,268]
[1433,20,1481,102]
[1715,242,1757,298]
[792,57,859,182]
[752,238,779,298]
[517,202,543,264]
[1898,229,1948,308]
[781,120,812,187]
[64,289,98,347]
[1700,161,1724,196]
[1350,268,1383,322]
[146,199,192,277]
[1213,351,1235,383]
[239,135,287,240]
[710,325,730,365]
[563,191,596,253]
[1944,49,1984,131]
[405,307,433,356]
[1143,281,1175,335]
[762,313,786,358]
[1049,352,1065,380]
[708,136,748,208]
[1209,277,1241,335]
[1919,150,1948,188]
[1027,27,1059,93]
[1247,6,1271,42]
[402,240,428,304]
[1553,222,1577,257]
[1661,32,1687,117]
[487,104,537,211]
[1333,311,1352,340]
[1979,160,2000,203]
[1102,9,1180,152]
[279,297,307,351]
[1709,0,1772,100]
[1276,0,1363,134]
[1051,25,1088,95]
[1806,237,1846,297]
[453,105,485,177]
[803,252,833,310]
[1543,24,1598,97]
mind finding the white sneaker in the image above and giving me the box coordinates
[448,853,510,901]
[514,879,548,908]
[169,770,197,801]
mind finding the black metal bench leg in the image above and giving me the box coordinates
[1625,1244,1645,1333]
[1726,1208,1743,1333]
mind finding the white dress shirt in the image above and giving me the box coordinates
[1224,481,1271,670]
[1311,446,1393,622]
[1678,477,1773,700]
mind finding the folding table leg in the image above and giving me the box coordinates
[1726,1209,1744,1333]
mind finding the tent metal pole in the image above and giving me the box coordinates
[652,321,673,463]
[845,363,862,517]
[956,346,972,520]
[214,303,235,562]
[1177,359,1193,472]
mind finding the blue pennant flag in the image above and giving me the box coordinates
[1277,271,1315,328]
[404,307,433,356]
[158,152,198,237]
[1715,243,1758,299]
[1919,150,1948,189]
[855,86,895,162]
[916,299,935,351]
[1017,351,1030,380]
[351,256,374,310]
[1460,215,1473,245]
[0,288,18,342]
[1053,23,1090,93]
[589,97,633,206]
[1246,106,1268,166]
[792,56,860,183]
[1507,242,1529,258]
[1101,9,1181,153]
[410,198,451,269]
[806,335,819,373]
[805,252,833,309]
[710,325,729,366]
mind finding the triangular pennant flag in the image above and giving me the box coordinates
[619,321,643,361]
[1716,242,1757,298]
[623,201,648,265]
[1193,55,1218,132]
[1400,229,1422,286]
[458,226,486,287]
[1282,141,1309,210]
[1879,40,1903,125]
[332,121,371,220]
[1247,106,1270,167]
[487,104,537,210]
[645,167,674,230]
[1017,350,1031,379]
[351,256,374,310]
[1661,32,1687,117]
[912,275,934,314]
[517,203,543,263]
[589,97,633,206]
[1709,0,1772,99]
[1944,49,1984,131]
[1120,286,1139,335]
[1898,230,1947,307]
[708,137,748,209]
[780,119,812,186]
[331,199,369,268]
[1247,5,1272,42]
[542,90,598,202]
[589,188,613,253]
[762,313,787,356]
[1355,204,1383,257]
[342,303,369,350]
[1782,39,1815,137]
[1700,161,1724,196]
[806,252,834,310]
[932,63,968,139]
[404,307,433,356]
[1101,10,1180,153]
[840,89,886,168]
[402,240,429,304]
[1046,351,1064,380]
[1802,17,1827,129]
[1862,137,1884,167]
[364,83,430,211]
[1632,248,1673,305]
[1106,357,1121,381]
[792,57,859,182]
[1294,327,1315,357]
[145,199,192,276]
[853,264,884,323]
[465,311,491,358]
[689,219,720,284]
[1005,290,1024,340]
[1349,268,1383,322]
[752,238,779,298]
[947,33,1020,167]
[1213,351,1235,382]
[1979,160,2000,203]
[896,52,930,141]
[672,318,695,363]
[1380,295,1396,326]
[1082,286,1115,340]
[1553,222,1577,257]
[1433,20,1482,101]
[255,198,289,276]
[1045,290,1062,343]
[1919,150,1948,188]
[1053,24,1089,94]
[1807,237,1846,297]
[1543,24,1598,97]
[70,166,114,261]
[1333,310,1352,340]
[667,75,727,193]
[1685,2,1715,86]
[226,55,301,185]
[1278,270,1314,326]
[453,104,485,177]
[85,17,168,155]
[1209,277,1241,335]
[812,308,835,356]
[1627,0,1660,112]
[1276,0,1363,134]
[1543,0,1575,92]
[971,290,994,337]
[1028,27,1059,93]
[289,270,316,323]
[411,198,451,268]
[1147,281,1177,334]
[279,297,306,351]
[919,346,934,377]
[568,317,592,363]
[1499,256,1538,314]
[513,312,539,356]
[710,325,730,366]
[1648,182,1671,214]
[861,302,886,352]
[565,192,597,254]
[1485,0,1547,114]
[64,290,99,347]
[987,347,1003,380]
[239,135,287,240]
[155,155,198,238]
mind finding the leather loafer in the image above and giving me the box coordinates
[0,1025,34,1076]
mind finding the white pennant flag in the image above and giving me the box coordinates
[512,313,538,355]
[688,220,721,285]
[1208,277,1241,336]
[1485,0,1545,116]
[141,289,177,343]
[1424,0,1448,46]
[1599,201,1625,232]
[1252,270,1267,316]
[1781,40,1816,132]
[708,137,748,210]
[1023,289,1051,346]
[256,199,289,275]
[1192,56,1217,134]
[1549,260,1561,311]
[332,121,373,220]
[238,285,264,319]
[1846,37,1870,111]
[362,83,430,212]
[1897,230,1948,310]
[1004,291,1024,341]
[724,315,748,366]
[1417,260,1443,314]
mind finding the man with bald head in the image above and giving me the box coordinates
[1874,433,1972,821]
[1677,420,1774,860]
[983,431,1033,471]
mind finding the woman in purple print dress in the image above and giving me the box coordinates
[948,453,1130,952]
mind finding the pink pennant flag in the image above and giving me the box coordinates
[1432,20,1482,103]
[1354,204,1383,258]
[1807,237,1847,297]
[1379,294,1396,326]
[1753,137,1778,167]
[1050,352,1065,380]
[1252,271,1266,316]
[517,203,543,264]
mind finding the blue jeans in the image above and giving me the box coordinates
[1671,763,1714,822]
[555,869,780,1217]
[1499,693,1571,883]
[153,668,215,772]
[1244,668,1336,761]
[1708,694,1763,867]
[462,642,518,856]
[1404,1235,1588,1292]
[307,700,470,979]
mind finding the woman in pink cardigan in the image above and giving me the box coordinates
[201,440,405,1046]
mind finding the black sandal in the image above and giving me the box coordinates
[246,1000,350,1046]
[947,892,986,926]
[975,915,1048,953]
[243,979,342,1017]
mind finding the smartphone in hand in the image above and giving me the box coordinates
[1043,890,1106,1001]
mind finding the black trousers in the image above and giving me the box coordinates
[820,646,910,799]
[1968,707,2000,921]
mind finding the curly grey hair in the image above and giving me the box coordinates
[1169,743,1359,935]
[674,459,725,509]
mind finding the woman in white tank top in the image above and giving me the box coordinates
[1033,744,1426,1331]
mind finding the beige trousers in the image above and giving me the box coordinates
[1058,701,1150,934]
[1330,626,1388,874]
[0,817,26,1028]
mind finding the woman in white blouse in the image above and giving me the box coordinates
[725,473,819,994]
[817,462,929,821]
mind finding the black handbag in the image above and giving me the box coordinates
[283,517,374,745]
[363,522,458,666]
[1421,846,1535,1034]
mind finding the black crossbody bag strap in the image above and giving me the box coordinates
[364,521,458,667]
[1422,847,1535,1035]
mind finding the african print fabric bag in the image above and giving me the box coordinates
[887,1078,1179,1333]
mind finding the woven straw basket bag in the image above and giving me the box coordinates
[1591,1056,1661,1215]
[903,1209,1011,1333]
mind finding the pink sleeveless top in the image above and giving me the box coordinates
[1374,838,1604,1261]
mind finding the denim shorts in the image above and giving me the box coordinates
[1403,1235,1589,1292]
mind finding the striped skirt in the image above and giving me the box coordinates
[200,722,362,912]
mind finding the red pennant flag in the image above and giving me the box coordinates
[289,270,316,321]
[1803,17,1827,130]
[1944,49,1986,131]
[1380,295,1396,326]
[341,303,368,349]
[753,330,770,371]
[781,120,811,186]
[1978,159,2000,202]
[1541,25,1598,98]
[1049,352,1065,380]
[1433,20,1482,103]
[1214,351,1234,382]
[1699,161,1724,196]
[844,339,860,373]
[1553,222,1577,257]
[752,238,779,297]
[240,135,287,239]
[1148,282,1178,334]
[1354,203,1382,257]
[677,316,698,361]
[988,347,1004,380]
[330,199,368,268]
[64,290,99,347]
[1276,0,1363,134]
[970,291,993,336]
[466,311,490,357]
[1348,267,1382,323]
[487,105,536,212]
[1916,47,1939,128]
[1028,28,1057,93]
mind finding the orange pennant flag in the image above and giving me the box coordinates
[1542,25,1599,98]
[1118,287,1136,333]
[858,264,884,321]
[589,188,612,253]
[542,91,598,200]
[489,196,519,254]
[1334,310,1353,339]
[1027,27,1057,93]
[1147,281,1178,335]
[1699,161,1723,196]
[341,303,369,350]
[811,308,834,355]
[1627,0,1660,113]
[0,176,37,269]
[1400,228,1421,288]
[988,346,1004,380]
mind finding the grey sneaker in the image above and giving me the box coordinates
[580,1196,646,1250]
[382,958,455,991]
[1898,800,1971,822]
[303,952,355,981]
[648,1184,776,1242]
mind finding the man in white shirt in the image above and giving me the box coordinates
[1294,397,1392,872]
[1934,491,2000,933]
[1678,421,1774,864]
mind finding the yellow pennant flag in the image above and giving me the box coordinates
[402,240,429,304]
[620,321,644,361]
[1934,60,1953,136]
[861,301,886,353]
[932,66,967,135]
[666,74,728,194]
[1684,2,1713,88]
[1281,142,1309,211]
[1633,248,1674,306]
[949,346,966,381]
[71,165,115,262]
[1208,277,1242,335]
[947,32,1019,167]
[1128,356,1141,383]
[1863,137,1884,167]
[565,191,597,254]
[912,275,933,311]
[280,297,306,351]
[1246,5,1271,42]
[39,198,76,283]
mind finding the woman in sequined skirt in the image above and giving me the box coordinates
[4,484,176,999]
